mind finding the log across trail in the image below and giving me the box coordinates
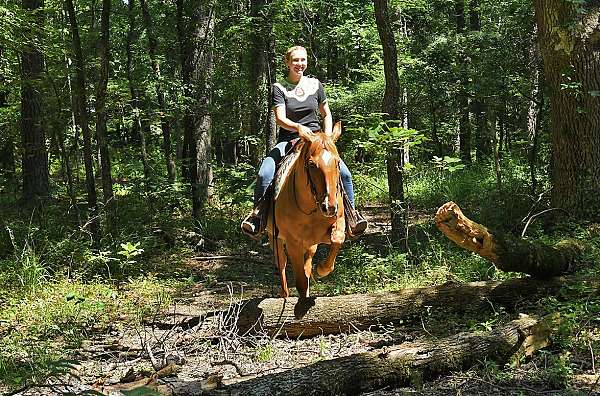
[194,315,558,396]
[188,276,597,338]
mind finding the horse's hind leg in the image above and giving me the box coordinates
[272,237,289,298]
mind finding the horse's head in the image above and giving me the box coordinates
[299,122,343,217]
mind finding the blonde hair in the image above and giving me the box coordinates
[284,45,307,62]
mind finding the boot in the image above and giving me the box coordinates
[342,191,368,238]
[241,210,263,238]
[241,186,272,239]
[351,209,368,237]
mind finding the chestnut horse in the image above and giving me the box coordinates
[266,121,346,298]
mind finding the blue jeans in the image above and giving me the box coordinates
[254,140,356,208]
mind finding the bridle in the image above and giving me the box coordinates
[295,144,340,216]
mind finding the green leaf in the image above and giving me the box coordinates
[589,91,600,97]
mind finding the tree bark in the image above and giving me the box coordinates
[66,0,100,244]
[204,316,558,396]
[435,201,584,277]
[139,0,176,183]
[181,0,214,222]
[96,0,116,236]
[21,0,50,200]
[455,0,471,165]
[533,1,600,218]
[527,25,544,196]
[373,0,406,245]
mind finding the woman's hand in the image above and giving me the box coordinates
[296,123,313,135]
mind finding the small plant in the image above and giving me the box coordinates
[118,241,144,269]
[255,341,275,362]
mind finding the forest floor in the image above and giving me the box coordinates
[5,206,600,396]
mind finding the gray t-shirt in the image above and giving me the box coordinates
[272,76,327,140]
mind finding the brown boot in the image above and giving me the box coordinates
[344,202,368,238]
[241,211,263,239]
[351,209,368,237]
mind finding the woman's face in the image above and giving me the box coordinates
[286,49,308,79]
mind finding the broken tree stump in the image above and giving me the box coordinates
[227,276,598,338]
[199,315,559,396]
[435,201,584,278]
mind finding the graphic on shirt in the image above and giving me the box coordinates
[274,77,319,103]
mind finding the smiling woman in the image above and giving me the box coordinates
[241,45,368,239]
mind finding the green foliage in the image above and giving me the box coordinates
[255,341,275,362]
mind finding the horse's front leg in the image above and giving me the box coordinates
[316,216,345,278]
[271,237,289,298]
[286,240,312,298]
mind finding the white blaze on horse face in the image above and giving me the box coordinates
[321,150,333,166]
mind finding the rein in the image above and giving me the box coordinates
[293,164,318,215]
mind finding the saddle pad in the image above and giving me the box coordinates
[273,140,304,200]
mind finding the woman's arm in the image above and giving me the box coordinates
[319,101,333,135]
[274,106,313,136]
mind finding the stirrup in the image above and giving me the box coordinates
[241,213,263,239]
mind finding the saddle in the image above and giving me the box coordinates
[252,138,358,237]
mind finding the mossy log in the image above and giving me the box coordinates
[195,315,558,396]
[435,201,584,278]
[226,276,598,338]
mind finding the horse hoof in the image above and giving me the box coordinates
[315,264,333,279]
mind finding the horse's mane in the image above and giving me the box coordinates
[305,132,339,157]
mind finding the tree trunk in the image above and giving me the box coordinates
[470,0,490,162]
[158,276,598,339]
[139,0,176,183]
[47,69,76,208]
[247,0,269,162]
[181,0,214,222]
[533,1,600,218]
[96,0,116,236]
[527,25,544,196]
[374,0,406,245]
[455,0,471,165]
[264,34,277,154]
[0,46,15,183]
[205,316,558,396]
[126,0,151,197]
[435,201,584,277]
[491,114,502,190]
[66,0,100,244]
[21,0,50,200]
[176,0,190,183]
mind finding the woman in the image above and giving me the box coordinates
[242,45,367,237]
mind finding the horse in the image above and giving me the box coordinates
[266,121,346,298]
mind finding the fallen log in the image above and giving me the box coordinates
[435,201,584,278]
[229,276,597,338]
[197,314,559,396]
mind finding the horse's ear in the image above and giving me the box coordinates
[332,121,342,142]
